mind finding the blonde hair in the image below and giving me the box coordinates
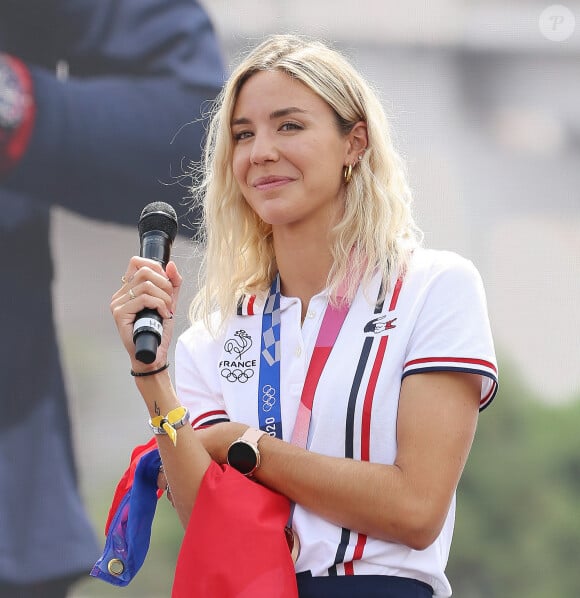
[189,34,421,327]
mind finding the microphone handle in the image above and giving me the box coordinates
[134,308,163,364]
[133,231,172,364]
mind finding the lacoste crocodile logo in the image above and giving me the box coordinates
[364,315,397,334]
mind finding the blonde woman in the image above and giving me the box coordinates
[111,34,497,597]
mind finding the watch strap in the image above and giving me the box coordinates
[239,427,267,447]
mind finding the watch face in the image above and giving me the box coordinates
[227,441,258,475]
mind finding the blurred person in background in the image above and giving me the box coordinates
[0,0,223,596]
[109,35,498,597]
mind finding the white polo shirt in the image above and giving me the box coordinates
[175,247,498,597]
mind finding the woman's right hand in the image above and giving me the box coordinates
[110,256,182,373]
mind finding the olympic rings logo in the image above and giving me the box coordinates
[261,384,277,412]
[220,367,254,383]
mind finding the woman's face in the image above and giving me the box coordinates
[231,70,354,233]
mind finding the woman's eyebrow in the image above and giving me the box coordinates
[269,106,307,119]
[231,106,307,127]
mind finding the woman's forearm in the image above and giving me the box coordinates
[135,372,212,528]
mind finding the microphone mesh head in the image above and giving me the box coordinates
[138,202,178,241]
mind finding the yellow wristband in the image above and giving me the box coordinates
[149,406,190,446]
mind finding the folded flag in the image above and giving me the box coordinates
[90,438,161,586]
[92,439,298,597]
[173,461,298,597]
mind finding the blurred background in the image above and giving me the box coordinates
[52,1,579,596]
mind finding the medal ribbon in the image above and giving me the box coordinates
[257,273,352,561]
[289,297,349,448]
[258,273,350,447]
[258,275,283,438]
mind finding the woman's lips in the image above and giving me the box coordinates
[252,176,293,190]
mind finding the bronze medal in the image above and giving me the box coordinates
[284,525,300,564]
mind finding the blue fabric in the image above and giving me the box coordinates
[0,0,223,583]
[296,572,433,598]
[1,0,225,227]
[91,449,161,586]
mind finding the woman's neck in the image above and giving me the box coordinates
[273,231,333,322]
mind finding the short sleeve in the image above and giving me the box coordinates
[175,323,230,428]
[402,253,498,411]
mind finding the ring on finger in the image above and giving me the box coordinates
[128,288,136,300]
[121,275,127,284]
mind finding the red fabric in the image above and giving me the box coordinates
[173,462,298,598]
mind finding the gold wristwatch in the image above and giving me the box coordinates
[227,428,267,477]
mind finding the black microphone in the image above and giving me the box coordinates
[133,201,178,364]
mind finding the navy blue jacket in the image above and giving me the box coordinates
[0,0,223,584]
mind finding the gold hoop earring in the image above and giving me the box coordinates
[343,164,353,185]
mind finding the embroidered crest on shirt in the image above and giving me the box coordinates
[363,315,397,334]
[225,330,253,358]
[220,330,256,383]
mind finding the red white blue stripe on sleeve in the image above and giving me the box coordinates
[191,409,230,429]
[402,357,498,411]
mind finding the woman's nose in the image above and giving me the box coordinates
[250,131,279,165]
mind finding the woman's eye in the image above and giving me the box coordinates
[233,130,252,141]
[280,122,302,132]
